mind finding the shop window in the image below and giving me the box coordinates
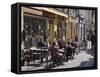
[23,15,46,48]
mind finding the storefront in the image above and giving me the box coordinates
[21,6,76,49]
[23,14,47,48]
[21,7,47,49]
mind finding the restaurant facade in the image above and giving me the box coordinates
[21,6,77,49]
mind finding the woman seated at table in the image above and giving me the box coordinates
[49,42,63,65]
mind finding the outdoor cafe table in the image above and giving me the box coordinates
[58,49,65,53]
[30,47,48,50]
[30,47,48,64]
[30,47,65,64]
[58,49,65,63]
[30,47,48,53]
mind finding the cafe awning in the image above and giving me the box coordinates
[22,7,43,16]
[41,7,68,18]
[32,7,68,18]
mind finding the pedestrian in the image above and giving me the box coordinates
[75,35,78,42]
[90,33,95,57]
[83,37,87,50]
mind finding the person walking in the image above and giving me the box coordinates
[90,33,95,57]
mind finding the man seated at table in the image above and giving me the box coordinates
[49,42,63,66]
[64,41,73,61]
[37,39,45,48]
[70,41,76,59]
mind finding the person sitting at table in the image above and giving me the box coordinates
[44,39,50,48]
[71,41,76,59]
[65,41,73,61]
[49,42,63,66]
[67,39,70,45]
[58,39,64,49]
[37,39,45,48]
[48,42,58,65]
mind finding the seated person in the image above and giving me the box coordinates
[37,39,45,48]
[65,42,73,60]
[67,39,70,45]
[49,42,63,65]
[71,41,76,59]
[44,39,50,48]
[58,40,64,49]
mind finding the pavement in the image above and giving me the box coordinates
[21,49,95,71]
[53,50,94,69]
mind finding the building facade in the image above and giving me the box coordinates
[21,6,77,49]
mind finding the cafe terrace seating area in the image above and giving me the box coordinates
[21,41,86,70]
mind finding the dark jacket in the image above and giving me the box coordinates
[49,46,58,57]
[37,41,44,48]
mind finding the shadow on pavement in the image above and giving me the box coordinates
[78,58,94,67]
[86,49,94,56]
